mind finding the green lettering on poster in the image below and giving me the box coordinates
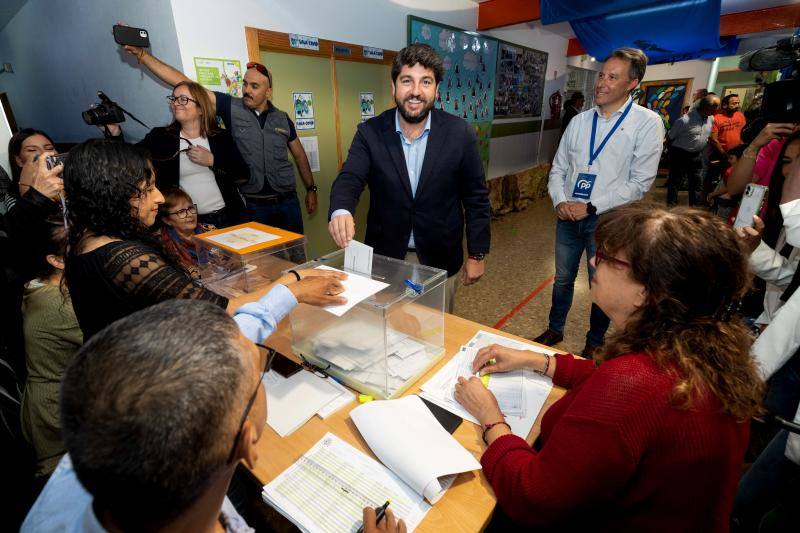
[196,66,221,86]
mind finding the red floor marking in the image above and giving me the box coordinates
[493,275,555,330]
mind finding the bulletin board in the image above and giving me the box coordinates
[494,41,548,118]
[408,16,497,168]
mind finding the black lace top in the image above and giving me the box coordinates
[65,240,228,340]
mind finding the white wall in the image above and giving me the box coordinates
[0,0,183,143]
[168,0,477,71]
[642,59,714,96]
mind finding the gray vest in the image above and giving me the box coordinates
[229,100,296,194]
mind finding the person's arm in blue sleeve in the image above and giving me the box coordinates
[233,284,298,343]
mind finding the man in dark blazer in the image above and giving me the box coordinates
[328,44,490,311]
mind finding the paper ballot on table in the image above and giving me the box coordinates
[344,239,373,276]
[419,330,554,439]
[316,378,356,419]
[266,371,343,437]
[263,432,430,533]
[315,265,389,316]
[350,396,481,504]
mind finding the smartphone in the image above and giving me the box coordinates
[113,25,150,48]
[45,153,68,170]
[733,184,768,229]
[270,351,303,378]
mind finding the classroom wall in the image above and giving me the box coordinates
[641,59,714,96]
[0,0,183,143]
[168,0,569,178]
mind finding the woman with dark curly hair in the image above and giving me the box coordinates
[63,139,228,340]
[454,204,764,531]
[63,140,346,341]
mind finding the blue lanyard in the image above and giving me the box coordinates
[589,99,633,166]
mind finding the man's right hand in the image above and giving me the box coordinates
[328,213,355,248]
[287,275,347,307]
[555,202,574,221]
[362,507,407,533]
[97,123,122,137]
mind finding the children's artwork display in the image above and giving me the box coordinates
[409,16,498,169]
[638,79,691,131]
[292,92,316,130]
[494,42,548,118]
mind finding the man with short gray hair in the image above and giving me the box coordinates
[535,47,664,358]
[667,94,719,205]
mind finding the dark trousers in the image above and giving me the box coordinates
[547,216,610,346]
[667,146,704,206]
[198,207,235,229]
[243,194,304,234]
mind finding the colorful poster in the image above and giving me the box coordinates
[293,92,315,130]
[409,16,498,169]
[360,92,375,122]
[494,42,548,118]
[193,57,243,97]
[638,79,689,131]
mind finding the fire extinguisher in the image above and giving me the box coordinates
[549,90,562,119]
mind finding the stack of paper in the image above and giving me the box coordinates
[350,396,482,504]
[263,432,430,533]
[264,370,348,436]
[419,330,555,438]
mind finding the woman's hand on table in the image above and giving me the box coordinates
[454,376,503,426]
[472,344,532,375]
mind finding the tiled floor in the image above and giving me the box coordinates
[454,173,671,354]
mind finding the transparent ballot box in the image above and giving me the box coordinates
[290,250,447,399]
[194,222,306,299]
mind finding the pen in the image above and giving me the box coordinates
[357,500,391,533]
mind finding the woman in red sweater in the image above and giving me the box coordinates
[455,204,764,532]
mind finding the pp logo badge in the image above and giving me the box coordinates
[572,172,597,199]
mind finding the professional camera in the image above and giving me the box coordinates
[82,91,125,126]
[737,34,800,141]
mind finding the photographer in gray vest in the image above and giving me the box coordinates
[117,40,317,234]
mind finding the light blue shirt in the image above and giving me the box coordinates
[232,283,297,344]
[331,110,432,248]
[22,456,254,532]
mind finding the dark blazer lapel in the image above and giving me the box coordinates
[415,109,445,199]
[381,113,413,198]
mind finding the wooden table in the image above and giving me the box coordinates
[247,313,564,532]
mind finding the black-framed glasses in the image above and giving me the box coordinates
[166,94,198,106]
[595,249,632,268]
[246,61,273,86]
[165,203,198,218]
[226,343,276,464]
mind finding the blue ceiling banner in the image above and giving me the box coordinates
[542,0,739,64]
[541,0,661,25]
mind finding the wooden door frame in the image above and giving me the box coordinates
[244,27,397,167]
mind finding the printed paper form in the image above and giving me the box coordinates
[344,239,373,276]
[315,265,389,317]
[204,227,280,250]
[453,346,526,417]
[419,330,554,438]
[262,432,429,533]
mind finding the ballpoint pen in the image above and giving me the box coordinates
[356,500,391,533]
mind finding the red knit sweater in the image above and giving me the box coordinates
[481,352,749,532]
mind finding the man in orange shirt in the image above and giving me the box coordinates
[709,94,746,156]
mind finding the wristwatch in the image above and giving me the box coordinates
[586,202,597,215]
[468,253,486,261]
[306,184,318,193]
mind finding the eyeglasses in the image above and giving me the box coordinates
[595,249,631,268]
[226,343,275,464]
[246,61,272,86]
[166,95,199,106]
[165,204,198,218]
